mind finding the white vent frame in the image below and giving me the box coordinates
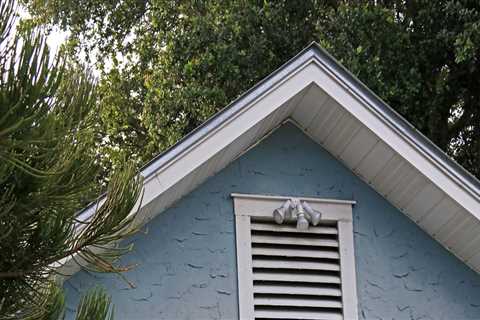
[232,193,358,320]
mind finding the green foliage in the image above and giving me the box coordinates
[23,1,480,177]
[0,1,142,319]
[74,288,113,320]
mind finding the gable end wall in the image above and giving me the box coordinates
[65,123,480,319]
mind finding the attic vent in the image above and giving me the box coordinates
[232,194,358,320]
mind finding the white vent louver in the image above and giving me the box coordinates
[233,194,358,320]
[251,218,342,320]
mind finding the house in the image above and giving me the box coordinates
[64,43,480,320]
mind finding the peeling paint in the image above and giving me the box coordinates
[131,292,153,302]
[192,282,208,288]
[216,289,231,295]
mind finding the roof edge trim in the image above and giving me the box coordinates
[77,42,480,221]
[306,42,480,200]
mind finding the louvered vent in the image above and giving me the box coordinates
[233,194,357,320]
[250,218,343,320]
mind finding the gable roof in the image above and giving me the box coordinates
[75,42,480,275]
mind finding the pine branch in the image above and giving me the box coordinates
[0,1,143,319]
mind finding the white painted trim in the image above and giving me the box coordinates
[138,55,478,220]
[146,62,316,191]
[303,61,479,217]
[232,194,358,320]
[231,193,356,205]
[232,193,353,222]
[235,215,255,319]
[338,220,359,320]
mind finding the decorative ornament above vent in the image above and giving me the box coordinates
[273,198,323,230]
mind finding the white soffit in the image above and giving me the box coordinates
[75,43,480,274]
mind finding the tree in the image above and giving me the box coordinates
[24,1,480,177]
[0,1,142,318]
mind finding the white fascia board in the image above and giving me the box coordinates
[304,56,479,217]
[153,52,480,218]
[66,43,480,278]
[77,43,480,226]
[140,47,320,180]
[144,62,318,201]
[308,44,480,200]
[74,45,319,221]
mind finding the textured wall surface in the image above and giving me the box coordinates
[65,123,480,319]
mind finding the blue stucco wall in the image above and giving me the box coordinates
[65,123,480,319]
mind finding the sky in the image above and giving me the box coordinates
[46,28,68,54]
[17,6,68,56]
